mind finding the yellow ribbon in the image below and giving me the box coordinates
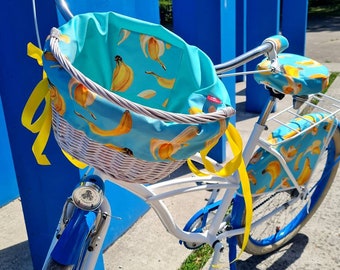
[187,123,252,258]
[22,42,87,169]
[21,43,51,165]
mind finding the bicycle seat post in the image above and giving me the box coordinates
[243,88,283,165]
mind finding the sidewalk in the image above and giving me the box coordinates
[1,17,340,270]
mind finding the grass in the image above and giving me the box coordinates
[179,244,213,270]
[328,72,340,90]
[308,0,340,17]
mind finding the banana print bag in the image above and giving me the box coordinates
[42,12,233,163]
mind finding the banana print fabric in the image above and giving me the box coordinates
[243,113,338,196]
[254,53,329,95]
[43,12,231,162]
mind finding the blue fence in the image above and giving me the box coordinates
[0,96,18,207]
[0,0,307,269]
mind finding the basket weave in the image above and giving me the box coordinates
[52,107,186,184]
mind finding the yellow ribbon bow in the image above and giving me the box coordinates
[22,42,86,168]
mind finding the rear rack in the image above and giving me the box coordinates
[259,93,340,147]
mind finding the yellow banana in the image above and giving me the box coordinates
[296,59,321,67]
[75,110,132,136]
[117,29,130,46]
[105,143,133,156]
[281,177,291,188]
[158,143,175,160]
[249,150,263,164]
[148,37,166,70]
[296,157,312,185]
[257,60,272,75]
[280,145,297,162]
[137,89,156,99]
[50,84,66,116]
[283,127,302,140]
[68,78,96,119]
[150,126,199,160]
[294,152,304,171]
[140,35,166,70]
[309,74,329,90]
[304,140,321,155]
[145,71,175,89]
[262,160,281,188]
[45,33,70,43]
[267,134,278,144]
[283,65,300,78]
[324,118,334,132]
[189,107,203,114]
[255,186,267,195]
[282,75,302,95]
[162,98,169,108]
[111,55,134,92]
[247,170,257,185]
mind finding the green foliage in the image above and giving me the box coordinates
[179,244,213,270]
[309,0,340,16]
[159,0,173,26]
[327,72,340,92]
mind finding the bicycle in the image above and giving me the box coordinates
[23,1,340,269]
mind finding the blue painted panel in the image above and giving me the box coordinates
[0,1,80,268]
[236,0,247,82]
[281,0,308,55]
[172,0,236,162]
[245,0,280,113]
[0,95,19,206]
[57,0,160,24]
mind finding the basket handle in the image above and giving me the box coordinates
[48,28,235,124]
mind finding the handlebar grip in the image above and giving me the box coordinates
[263,35,289,54]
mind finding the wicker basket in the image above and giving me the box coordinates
[47,23,236,184]
[52,107,186,184]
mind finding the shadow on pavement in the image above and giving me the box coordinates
[0,241,33,270]
[236,233,309,270]
[307,16,340,32]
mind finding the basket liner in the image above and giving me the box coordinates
[43,12,231,162]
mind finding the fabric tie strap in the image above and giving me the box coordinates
[22,42,86,168]
[187,123,253,259]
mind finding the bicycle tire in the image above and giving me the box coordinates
[181,201,220,249]
[233,128,340,255]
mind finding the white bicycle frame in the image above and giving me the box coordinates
[91,91,340,269]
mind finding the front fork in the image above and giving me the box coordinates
[43,174,111,270]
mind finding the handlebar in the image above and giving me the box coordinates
[55,0,74,21]
[215,35,289,74]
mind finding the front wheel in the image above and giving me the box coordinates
[233,128,340,255]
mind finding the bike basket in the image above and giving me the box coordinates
[43,12,234,183]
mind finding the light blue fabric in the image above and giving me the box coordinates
[254,53,329,95]
[243,113,337,196]
[43,12,231,162]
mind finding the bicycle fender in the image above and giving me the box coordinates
[51,208,97,265]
